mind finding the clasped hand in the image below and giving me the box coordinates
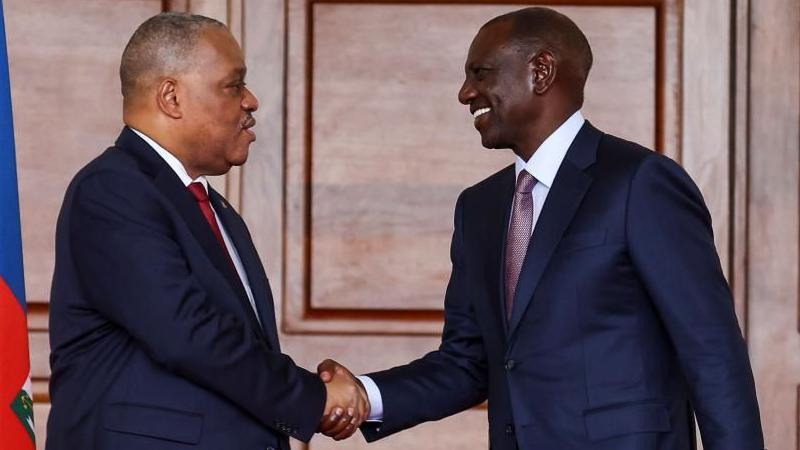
[317,359,370,440]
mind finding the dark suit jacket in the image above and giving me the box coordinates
[362,122,763,449]
[46,127,324,450]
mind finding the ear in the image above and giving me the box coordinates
[529,50,557,95]
[156,78,182,119]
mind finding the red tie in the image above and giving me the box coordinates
[187,182,235,268]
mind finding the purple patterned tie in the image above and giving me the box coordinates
[505,171,536,321]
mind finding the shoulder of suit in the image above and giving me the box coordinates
[597,133,651,160]
[66,144,154,195]
[594,132,682,174]
[77,143,142,173]
[460,163,515,198]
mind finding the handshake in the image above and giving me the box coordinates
[316,359,371,440]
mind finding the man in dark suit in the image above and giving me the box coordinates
[47,12,367,450]
[320,6,763,449]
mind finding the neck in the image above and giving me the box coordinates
[124,113,198,178]
[513,105,579,161]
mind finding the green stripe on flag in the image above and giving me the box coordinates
[10,389,34,443]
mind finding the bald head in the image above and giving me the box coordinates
[120,12,226,101]
[485,7,593,90]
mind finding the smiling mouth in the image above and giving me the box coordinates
[472,107,491,119]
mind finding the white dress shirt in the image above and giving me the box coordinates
[515,110,585,233]
[358,110,586,422]
[130,128,261,325]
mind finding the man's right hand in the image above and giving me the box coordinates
[317,359,370,440]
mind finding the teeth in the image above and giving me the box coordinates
[473,107,491,118]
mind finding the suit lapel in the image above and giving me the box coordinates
[114,128,266,339]
[507,122,602,339]
[481,166,515,340]
[210,191,281,350]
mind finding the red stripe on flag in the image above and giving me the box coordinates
[0,276,34,450]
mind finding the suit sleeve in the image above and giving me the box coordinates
[361,192,489,441]
[68,170,325,442]
[626,154,764,449]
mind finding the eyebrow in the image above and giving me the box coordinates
[228,67,247,80]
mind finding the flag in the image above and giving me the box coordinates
[0,0,35,448]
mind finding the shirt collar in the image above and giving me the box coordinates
[130,128,209,193]
[514,110,585,188]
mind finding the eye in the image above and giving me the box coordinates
[471,67,491,81]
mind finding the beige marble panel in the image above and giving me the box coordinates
[730,0,751,334]
[28,331,49,382]
[34,402,49,450]
[682,0,732,282]
[746,0,800,448]
[307,4,656,311]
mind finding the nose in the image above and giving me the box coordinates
[458,78,476,105]
[243,86,259,112]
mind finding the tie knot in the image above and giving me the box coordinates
[187,182,209,202]
[515,171,536,194]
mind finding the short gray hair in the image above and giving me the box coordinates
[120,12,226,99]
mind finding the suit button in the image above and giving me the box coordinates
[505,424,514,435]
[505,359,516,371]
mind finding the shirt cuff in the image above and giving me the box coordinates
[356,375,384,422]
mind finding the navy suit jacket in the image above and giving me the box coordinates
[47,127,325,450]
[362,122,763,449]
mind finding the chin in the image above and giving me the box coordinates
[480,136,504,150]
[481,133,512,150]
[478,128,507,150]
[229,155,249,168]
[207,165,232,176]
[228,148,250,166]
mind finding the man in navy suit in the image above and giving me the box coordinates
[320,6,763,449]
[47,12,367,450]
